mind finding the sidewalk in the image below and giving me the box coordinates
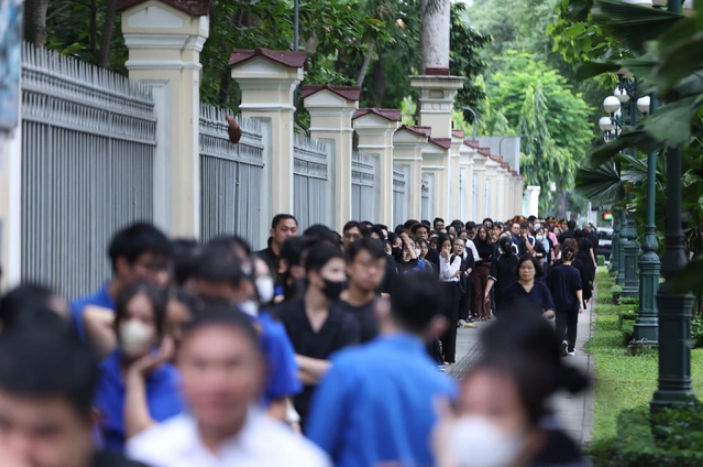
[448,295,597,447]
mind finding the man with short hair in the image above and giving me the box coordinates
[373,224,389,239]
[433,217,445,231]
[482,217,494,229]
[306,272,456,467]
[559,220,577,243]
[339,238,387,343]
[127,308,330,467]
[276,244,360,428]
[0,320,148,467]
[403,219,420,235]
[257,214,298,274]
[411,223,439,275]
[342,221,365,250]
[72,222,172,343]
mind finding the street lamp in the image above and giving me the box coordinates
[652,0,696,412]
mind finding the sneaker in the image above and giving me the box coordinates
[568,351,575,356]
[560,340,569,357]
[462,322,478,329]
[457,319,468,328]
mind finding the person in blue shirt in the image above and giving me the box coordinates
[95,282,184,453]
[503,256,556,320]
[193,239,302,423]
[306,271,457,467]
[71,222,172,346]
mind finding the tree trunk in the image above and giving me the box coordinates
[372,58,385,106]
[98,0,117,68]
[356,42,375,87]
[24,0,51,47]
[89,0,97,54]
[419,0,450,73]
[218,68,232,106]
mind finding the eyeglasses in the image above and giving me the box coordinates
[135,260,170,272]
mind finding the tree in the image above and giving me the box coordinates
[24,0,51,47]
[483,52,593,215]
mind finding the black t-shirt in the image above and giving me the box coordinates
[545,264,583,312]
[93,451,151,467]
[275,298,360,427]
[425,248,441,277]
[380,253,398,294]
[558,229,575,244]
[337,298,379,344]
[489,253,520,297]
[255,245,277,276]
[529,429,587,467]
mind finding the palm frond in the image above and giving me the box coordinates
[575,157,626,205]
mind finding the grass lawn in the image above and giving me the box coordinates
[589,268,703,440]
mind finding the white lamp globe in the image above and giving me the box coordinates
[623,0,653,5]
[637,96,651,114]
[599,116,615,131]
[603,96,621,114]
[614,87,630,103]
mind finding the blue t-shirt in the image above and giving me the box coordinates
[71,283,115,342]
[306,333,457,467]
[256,309,303,404]
[94,350,184,453]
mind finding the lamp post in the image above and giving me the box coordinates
[633,94,660,343]
[600,81,641,295]
[652,0,696,411]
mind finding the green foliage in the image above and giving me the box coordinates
[598,255,606,266]
[692,314,703,349]
[590,405,703,467]
[480,52,592,214]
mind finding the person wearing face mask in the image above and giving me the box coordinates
[275,243,360,430]
[396,233,426,274]
[434,316,589,467]
[193,242,302,424]
[94,282,184,453]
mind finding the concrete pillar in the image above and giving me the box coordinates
[473,151,488,221]
[421,138,451,221]
[230,48,306,216]
[459,142,475,222]
[410,72,465,139]
[302,85,359,232]
[394,126,429,220]
[484,155,499,220]
[496,166,507,221]
[353,109,401,225]
[449,130,465,221]
[525,185,541,218]
[0,127,22,289]
[121,0,210,238]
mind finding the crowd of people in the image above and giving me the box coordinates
[0,212,599,467]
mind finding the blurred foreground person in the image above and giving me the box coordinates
[127,308,329,467]
[0,318,148,467]
[434,316,589,467]
[306,272,455,467]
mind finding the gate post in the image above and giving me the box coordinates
[393,126,429,221]
[230,49,306,217]
[119,0,210,238]
[302,85,360,232]
[352,109,401,225]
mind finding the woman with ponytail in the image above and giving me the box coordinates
[433,315,589,467]
[546,245,584,356]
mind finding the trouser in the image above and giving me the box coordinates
[458,280,472,321]
[427,339,443,364]
[472,264,491,319]
[440,282,460,363]
[555,308,579,352]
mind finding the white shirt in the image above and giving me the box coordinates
[464,238,480,262]
[439,255,462,282]
[127,410,331,467]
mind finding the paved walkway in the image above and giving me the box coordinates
[447,291,597,447]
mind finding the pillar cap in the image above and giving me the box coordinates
[429,137,451,150]
[478,147,491,156]
[490,155,504,163]
[464,139,479,149]
[425,66,451,76]
[229,48,307,69]
[353,108,401,122]
[451,129,465,139]
[395,125,430,139]
[117,0,211,15]
[301,84,360,102]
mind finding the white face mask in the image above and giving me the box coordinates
[239,300,259,317]
[256,276,275,304]
[119,320,156,358]
[448,416,525,467]
[415,248,422,257]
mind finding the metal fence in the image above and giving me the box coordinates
[352,151,376,222]
[21,44,157,299]
[199,105,265,245]
[293,134,330,231]
[393,164,408,227]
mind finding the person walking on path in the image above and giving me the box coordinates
[546,246,584,356]
[306,272,456,467]
[472,226,493,321]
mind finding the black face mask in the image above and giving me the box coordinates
[322,278,345,301]
[392,246,403,261]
